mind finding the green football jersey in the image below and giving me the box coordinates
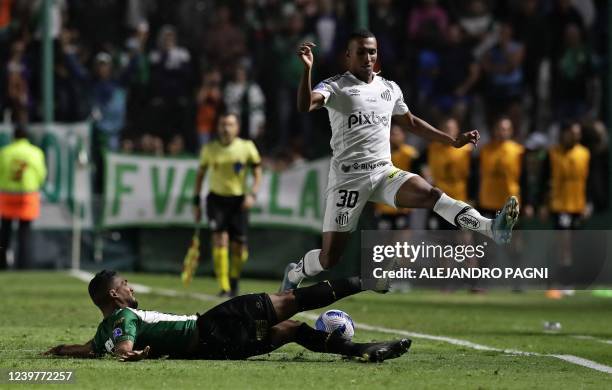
[92,308,198,358]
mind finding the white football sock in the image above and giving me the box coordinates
[288,249,323,284]
[433,193,493,239]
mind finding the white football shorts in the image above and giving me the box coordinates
[322,162,416,232]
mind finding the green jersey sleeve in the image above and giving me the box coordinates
[91,308,140,355]
[113,309,138,343]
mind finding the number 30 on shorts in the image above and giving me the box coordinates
[336,190,359,208]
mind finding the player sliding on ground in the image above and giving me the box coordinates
[44,270,410,362]
[281,30,519,292]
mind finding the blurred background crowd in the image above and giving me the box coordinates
[0,0,608,211]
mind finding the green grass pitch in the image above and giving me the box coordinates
[0,272,611,389]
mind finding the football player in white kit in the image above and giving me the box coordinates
[280,30,519,291]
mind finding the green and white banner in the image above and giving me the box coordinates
[103,152,329,232]
[0,123,92,229]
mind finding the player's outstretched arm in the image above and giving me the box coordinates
[114,340,150,362]
[297,42,325,113]
[396,113,480,148]
[44,339,96,358]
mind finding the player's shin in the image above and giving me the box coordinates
[433,193,493,238]
[293,277,362,311]
[229,247,248,294]
[212,246,230,292]
[288,249,324,284]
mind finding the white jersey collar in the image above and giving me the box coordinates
[345,71,377,85]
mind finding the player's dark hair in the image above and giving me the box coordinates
[218,112,239,122]
[347,29,376,47]
[88,270,118,307]
[216,112,241,130]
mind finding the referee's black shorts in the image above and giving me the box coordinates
[206,192,248,242]
[195,293,278,359]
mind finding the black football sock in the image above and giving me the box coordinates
[293,277,362,312]
[294,323,361,356]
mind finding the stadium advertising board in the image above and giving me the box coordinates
[103,152,329,231]
[0,123,92,229]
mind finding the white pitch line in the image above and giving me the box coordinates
[571,335,612,346]
[68,270,612,374]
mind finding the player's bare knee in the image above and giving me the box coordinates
[212,232,229,247]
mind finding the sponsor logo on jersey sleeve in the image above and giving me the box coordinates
[113,328,123,338]
[348,88,360,96]
[335,211,349,227]
[388,169,401,179]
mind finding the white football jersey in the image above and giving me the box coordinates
[313,71,410,168]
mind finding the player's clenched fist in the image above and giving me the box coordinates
[297,42,316,69]
[453,130,480,148]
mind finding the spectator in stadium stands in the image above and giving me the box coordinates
[14,0,66,41]
[407,0,448,46]
[581,120,608,211]
[120,137,135,154]
[477,116,527,292]
[272,10,314,150]
[123,21,151,143]
[414,45,438,114]
[480,22,525,131]
[539,122,590,298]
[149,25,193,148]
[0,123,46,270]
[6,39,30,123]
[549,0,585,62]
[457,0,498,59]
[89,52,127,152]
[54,29,90,122]
[193,113,262,298]
[509,0,550,124]
[552,23,595,121]
[369,0,402,80]
[139,133,164,157]
[0,0,13,43]
[374,124,418,230]
[431,24,480,125]
[61,28,144,151]
[478,116,525,218]
[426,117,473,230]
[167,134,187,157]
[195,68,223,147]
[223,63,266,141]
[203,5,246,77]
[312,0,344,74]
